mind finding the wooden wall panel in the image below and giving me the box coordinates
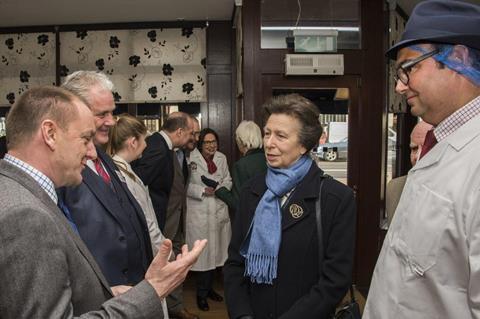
[205,21,235,166]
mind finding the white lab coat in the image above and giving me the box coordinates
[364,108,480,319]
[186,148,232,271]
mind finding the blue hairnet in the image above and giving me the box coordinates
[411,44,480,86]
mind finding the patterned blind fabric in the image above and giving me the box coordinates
[60,28,206,103]
[0,28,206,106]
[0,33,56,106]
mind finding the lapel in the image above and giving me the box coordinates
[158,133,175,183]
[281,164,321,231]
[86,148,150,232]
[0,161,113,295]
[411,114,480,173]
[190,148,206,172]
[82,162,125,226]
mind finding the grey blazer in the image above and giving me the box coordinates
[0,160,164,318]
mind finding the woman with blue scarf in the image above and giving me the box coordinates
[224,94,356,319]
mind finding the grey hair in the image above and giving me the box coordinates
[61,71,114,107]
[235,120,263,151]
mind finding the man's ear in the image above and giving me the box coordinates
[41,119,58,151]
[450,45,472,67]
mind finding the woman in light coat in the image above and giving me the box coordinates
[186,128,232,311]
[107,114,168,318]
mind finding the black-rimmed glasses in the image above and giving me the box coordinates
[393,49,439,85]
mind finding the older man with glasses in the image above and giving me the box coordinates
[364,1,480,318]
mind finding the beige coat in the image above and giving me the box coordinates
[186,148,232,271]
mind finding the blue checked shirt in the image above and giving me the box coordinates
[4,154,58,204]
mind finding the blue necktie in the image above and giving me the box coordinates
[57,198,79,234]
[176,149,184,168]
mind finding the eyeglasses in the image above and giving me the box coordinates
[203,140,217,146]
[393,49,439,86]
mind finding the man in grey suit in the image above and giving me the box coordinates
[0,86,207,318]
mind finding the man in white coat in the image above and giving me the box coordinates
[363,1,480,318]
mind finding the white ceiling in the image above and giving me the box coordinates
[0,0,235,28]
[0,0,477,29]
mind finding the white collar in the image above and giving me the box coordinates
[159,131,173,150]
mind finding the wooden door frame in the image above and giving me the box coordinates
[241,0,386,294]
[262,74,362,283]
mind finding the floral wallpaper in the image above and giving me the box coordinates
[60,28,207,103]
[0,33,56,106]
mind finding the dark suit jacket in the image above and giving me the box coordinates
[132,132,175,230]
[224,164,356,319]
[0,160,163,318]
[59,148,153,286]
[0,135,6,159]
[216,148,267,213]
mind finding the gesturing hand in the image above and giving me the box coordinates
[145,238,207,298]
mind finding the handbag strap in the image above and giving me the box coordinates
[315,174,356,304]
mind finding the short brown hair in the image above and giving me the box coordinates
[107,114,147,155]
[263,94,322,152]
[6,86,79,149]
[162,112,190,133]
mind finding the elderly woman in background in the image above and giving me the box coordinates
[224,94,356,319]
[216,120,267,213]
[186,128,232,312]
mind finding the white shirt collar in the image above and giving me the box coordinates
[159,130,173,150]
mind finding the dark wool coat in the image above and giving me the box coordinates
[224,163,356,319]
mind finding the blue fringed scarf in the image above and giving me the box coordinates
[240,155,313,284]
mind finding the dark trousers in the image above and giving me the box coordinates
[167,229,185,312]
[196,269,215,298]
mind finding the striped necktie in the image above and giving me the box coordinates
[93,158,111,184]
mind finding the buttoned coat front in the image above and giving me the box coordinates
[224,164,356,319]
[186,148,232,271]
